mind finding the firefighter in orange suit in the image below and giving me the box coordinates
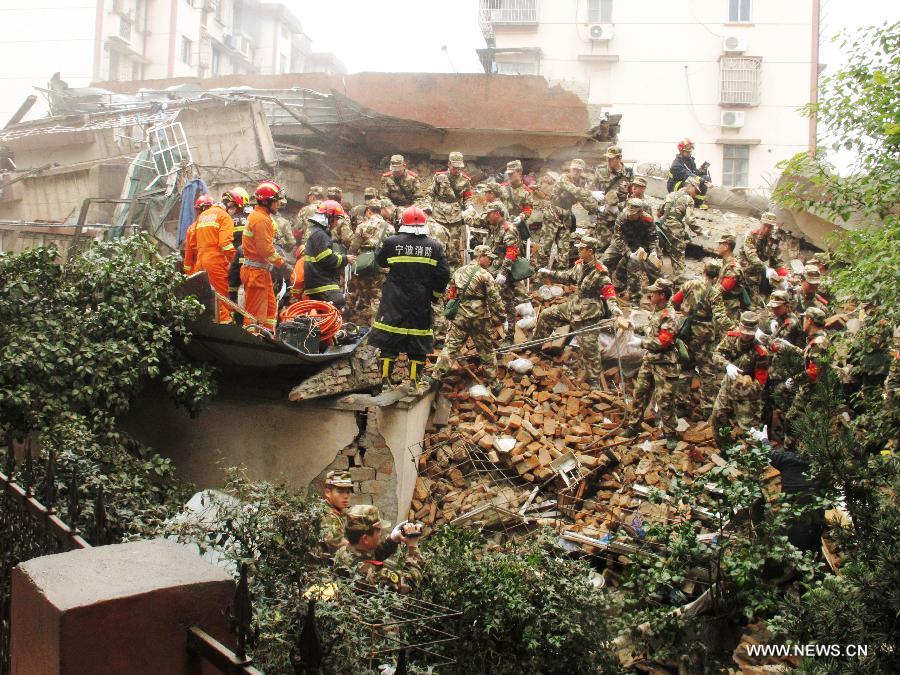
[194,189,246,322]
[182,194,213,275]
[241,181,286,330]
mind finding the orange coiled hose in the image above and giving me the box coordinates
[279,300,343,343]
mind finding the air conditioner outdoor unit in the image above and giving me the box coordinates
[589,24,614,41]
[721,110,745,128]
[723,35,747,52]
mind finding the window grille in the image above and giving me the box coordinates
[588,0,613,24]
[720,56,761,105]
[480,0,537,24]
[722,145,750,188]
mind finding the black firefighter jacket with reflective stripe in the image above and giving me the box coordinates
[303,222,344,295]
[369,231,451,355]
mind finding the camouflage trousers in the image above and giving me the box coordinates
[588,219,614,252]
[347,272,384,327]
[709,375,764,452]
[534,304,604,383]
[432,298,448,344]
[667,228,689,282]
[675,330,720,419]
[601,245,660,300]
[445,220,466,268]
[498,278,528,335]
[625,360,679,435]
[722,295,744,325]
[536,213,572,270]
[431,315,499,382]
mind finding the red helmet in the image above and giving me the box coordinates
[254,180,285,204]
[221,187,249,209]
[317,199,345,217]
[677,138,694,152]
[194,194,215,211]
[401,205,427,226]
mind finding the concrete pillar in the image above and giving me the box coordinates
[10,539,235,675]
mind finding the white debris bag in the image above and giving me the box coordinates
[516,316,536,330]
[598,328,645,377]
[469,384,492,398]
[508,358,534,374]
[516,301,536,318]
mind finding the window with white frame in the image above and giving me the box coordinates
[722,145,750,187]
[720,56,761,105]
[496,60,538,75]
[180,36,193,64]
[589,0,613,23]
[729,0,751,22]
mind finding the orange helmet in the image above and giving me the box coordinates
[194,194,215,211]
[317,199,345,217]
[401,205,427,225]
[254,180,286,204]
[677,138,694,152]
[221,187,249,209]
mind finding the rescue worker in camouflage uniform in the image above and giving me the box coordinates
[537,159,599,270]
[528,174,555,264]
[792,264,829,316]
[347,199,396,326]
[601,198,662,303]
[766,290,805,347]
[333,505,424,594]
[672,259,734,418]
[320,470,354,556]
[381,154,423,208]
[768,307,830,447]
[426,151,474,267]
[709,311,771,452]
[534,237,627,387]
[500,159,535,226]
[296,186,324,240]
[658,175,704,279]
[326,187,355,251]
[628,175,650,204]
[350,187,379,228]
[424,245,504,392]
[483,201,526,346]
[422,202,452,341]
[620,278,681,449]
[716,234,747,323]
[592,146,633,249]
[737,212,788,304]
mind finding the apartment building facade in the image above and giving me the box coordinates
[478,0,820,191]
[92,0,344,84]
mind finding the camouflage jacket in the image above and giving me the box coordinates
[611,210,659,256]
[549,174,598,215]
[296,202,321,240]
[639,303,681,365]
[449,262,503,322]
[660,189,701,236]
[774,331,830,387]
[717,256,746,299]
[427,170,474,224]
[485,221,523,276]
[499,181,535,221]
[381,170,423,207]
[349,215,395,254]
[320,506,346,556]
[674,277,732,342]
[713,333,770,386]
[546,259,622,323]
[592,164,633,205]
[425,218,450,249]
[529,197,551,225]
[772,310,805,347]
[350,200,378,228]
[792,289,829,316]
[738,229,784,280]
[333,543,423,593]
[274,215,296,253]
[331,214,355,250]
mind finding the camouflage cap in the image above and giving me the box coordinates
[324,470,353,488]
[631,176,648,187]
[703,258,722,275]
[810,251,830,266]
[646,278,673,293]
[684,175,702,189]
[485,200,505,213]
[569,158,586,171]
[605,145,623,159]
[767,290,790,308]
[760,211,778,226]
[473,244,497,259]
[625,198,644,212]
[308,185,324,197]
[483,181,503,195]
[363,187,378,198]
[390,154,405,165]
[345,504,384,533]
[739,311,759,336]
[804,306,827,325]
[448,151,465,167]
[379,198,395,210]
[575,235,600,249]
[326,186,342,196]
[419,200,433,213]
[717,233,736,248]
[802,264,821,283]
[505,160,523,174]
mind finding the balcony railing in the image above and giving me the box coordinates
[479,0,537,39]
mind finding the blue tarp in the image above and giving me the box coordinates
[177,178,209,245]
